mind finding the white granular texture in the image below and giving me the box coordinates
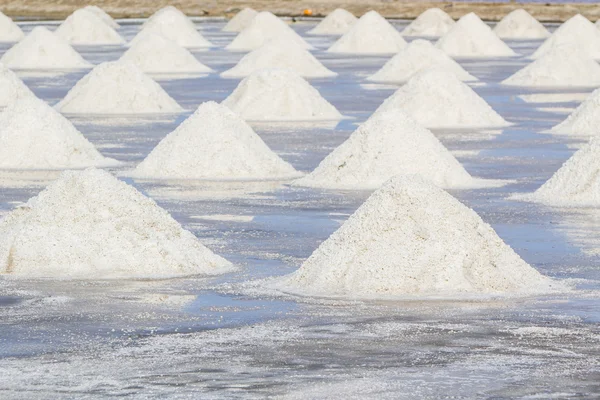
[0,96,118,169]
[367,39,477,83]
[143,6,196,30]
[327,10,406,55]
[83,5,119,29]
[0,168,234,279]
[493,9,550,39]
[401,8,455,37]
[221,69,342,121]
[0,62,35,106]
[54,9,125,45]
[373,68,509,128]
[273,175,558,299]
[0,27,92,70]
[132,101,300,180]
[531,14,600,59]
[221,39,336,78]
[551,88,600,136]
[55,61,183,115]
[222,8,258,32]
[307,8,357,35]
[436,12,517,58]
[0,11,24,42]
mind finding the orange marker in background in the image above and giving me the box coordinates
[303,9,313,16]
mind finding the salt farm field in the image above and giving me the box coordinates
[1,17,600,398]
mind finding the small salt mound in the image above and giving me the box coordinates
[222,69,342,121]
[0,168,233,279]
[83,5,119,29]
[221,39,336,79]
[307,8,357,36]
[367,39,477,83]
[143,6,196,30]
[55,9,124,45]
[0,11,24,42]
[493,9,550,39]
[401,8,455,37]
[223,8,258,32]
[327,11,406,55]
[551,88,600,136]
[0,63,35,106]
[436,12,517,58]
[274,175,557,298]
[0,27,92,70]
[373,68,509,128]
[532,14,600,59]
[55,61,183,115]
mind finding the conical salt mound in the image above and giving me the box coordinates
[401,8,455,37]
[143,6,196,30]
[223,8,258,32]
[55,61,183,115]
[551,88,600,136]
[132,102,300,180]
[0,96,118,169]
[55,9,124,45]
[0,168,234,279]
[222,69,342,121]
[0,27,92,70]
[0,11,24,42]
[327,11,406,55]
[373,69,509,128]
[226,11,312,51]
[0,63,35,106]
[307,8,357,36]
[273,175,558,299]
[493,9,550,39]
[221,39,336,79]
[367,39,477,83]
[532,14,600,59]
[83,5,119,29]
[436,13,517,58]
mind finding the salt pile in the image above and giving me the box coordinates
[223,8,258,32]
[493,9,550,39]
[436,12,517,58]
[373,69,509,128]
[221,39,336,79]
[307,8,357,36]
[143,6,196,30]
[367,39,477,83]
[0,168,233,279]
[221,69,342,121]
[54,9,125,45]
[401,8,455,37]
[0,63,35,107]
[531,14,600,59]
[274,175,557,298]
[551,88,600,136]
[0,27,92,70]
[55,61,183,115]
[132,101,300,180]
[327,11,406,55]
[0,11,24,42]
[83,5,119,29]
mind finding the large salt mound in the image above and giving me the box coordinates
[222,69,342,121]
[493,9,550,39]
[532,14,600,59]
[0,168,233,279]
[373,69,509,128]
[274,175,557,299]
[223,8,258,32]
[55,9,125,45]
[401,8,455,37]
[327,11,406,55]
[0,63,35,106]
[367,39,477,83]
[83,5,119,29]
[307,8,357,36]
[436,12,517,58]
[551,88,600,136]
[0,11,24,42]
[55,61,183,115]
[0,27,92,70]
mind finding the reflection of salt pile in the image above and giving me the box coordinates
[275,175,557,298]
[436,13,516,58]
[222,69,342,121]
[55,9,125,45]
[551,88,600,136]
[401,8,455,37]
[0,63,35,106]
[83,5,119,29]
[0,27,92,70]
[367,39,476,83]
[133,101,299,180]
[0,97,117,169]
[0,11,24,42]
[0,168,233,279]
[493,9,550,39]
[308,8,357,35]
[55,61,183,115]
[374,69,509,128]
[532,14,600,59]
[223,8,258,32]
[328,11,406,54]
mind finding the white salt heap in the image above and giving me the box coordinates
[274,175,558,299]
[327,11,406,55]
[222,69,342,121]
[83,5,119,29]
[223,8,258,32]
[532,14,600,59]
[143,6,196,30]
[55,61,183,115]
[54,9,125,45]
[401,8,455,37]
[493,9,550,39]
[436,12,517,58]
[0,11,24,42]
[0,168,234,279]
[221,39,336,78]
[551,88,600,136]
[0,63,35,107]
[1,27,92,70]
[307,8,357,35]
[367,39,477,83]
[0,96,118,169]
[132,101,300,180]
[373,69,509,128]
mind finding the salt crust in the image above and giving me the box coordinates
[222,8,258,32]
[532,14,600,59]
[493,9,550,39]
[0,168,233,279]
[83,5,120,29]
[401,8,455,37]
[0,62,35,106]
[552,88,600,136]
[0,11,24,42]
[54,9,125,45]
[307,8,357,36]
